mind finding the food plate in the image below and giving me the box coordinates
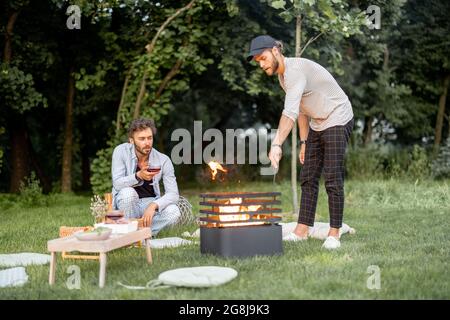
[74,227,112,241]
[94,221,138,234]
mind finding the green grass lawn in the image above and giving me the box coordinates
[0,179,449,299]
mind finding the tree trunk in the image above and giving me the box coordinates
[290,15,301,214]
[151,58,183,106]
[9,118,29,193]
[133,70,147,119]
[61,68,75,193]
[5,10,29,193]
[81,148,91,191]
[3,11,19,63]
[383,45,389,71]
[434,74,450,154]
[115,72,131,137]
[448,112,450,139]
[362,116,373,146]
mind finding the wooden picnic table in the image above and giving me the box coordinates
[47,228,152,288]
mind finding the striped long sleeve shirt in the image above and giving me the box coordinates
[278,57,353,131]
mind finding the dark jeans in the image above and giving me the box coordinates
[298,118,354,228]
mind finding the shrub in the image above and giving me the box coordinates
[385,144,431,180]
[432,137,450,179]
[90,146,114,195]
[346,143,432,180]
[345,144,385,179]
[407,144,431,180]
[18,172,49,207]
[386,147,409,179]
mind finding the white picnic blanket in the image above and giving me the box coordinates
[182,222,355,240]
[0,253,51,267]
[149,237,193,249]
[280,222,356,240]
[0,267,28,288]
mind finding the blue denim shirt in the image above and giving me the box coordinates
[111,143,179,211]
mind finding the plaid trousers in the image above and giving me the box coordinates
[298,118,354,228]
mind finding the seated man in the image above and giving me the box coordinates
[111,118,181,236]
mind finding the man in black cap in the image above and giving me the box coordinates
[247,35,354,249]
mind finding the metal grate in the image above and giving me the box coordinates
[199,192,282,227]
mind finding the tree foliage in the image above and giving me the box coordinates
[0,0,448,193]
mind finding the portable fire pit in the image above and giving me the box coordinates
[199,192,283,258]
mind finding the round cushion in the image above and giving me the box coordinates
[158,266,238,287]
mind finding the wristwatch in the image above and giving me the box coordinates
[299,140,307,145]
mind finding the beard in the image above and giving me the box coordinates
[134,143,151,156]
[264,53,279,75]
[271,57,279,74]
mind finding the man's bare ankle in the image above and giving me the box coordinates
[328,227,340,239]
[294,224,309,237]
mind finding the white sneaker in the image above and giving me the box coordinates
[322,236,341,249]
[283,232,308,242]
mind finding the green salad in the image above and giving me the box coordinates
[85,227,111,235]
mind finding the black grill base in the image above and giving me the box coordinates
[200,224,283,258]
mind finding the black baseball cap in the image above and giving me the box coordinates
[246,35,277,62]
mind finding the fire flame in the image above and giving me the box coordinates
[207,161,227,180]
[217,197,263,227]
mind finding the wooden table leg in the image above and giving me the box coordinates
[146,239,152,264]
[49,252,57,285]
[99,253,107,288]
